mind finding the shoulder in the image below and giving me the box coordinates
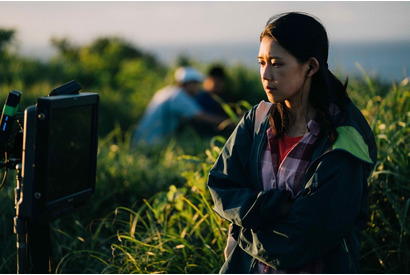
[332,126,373,164]
[255,100,272,122]
[168,88,202,115]
[332,98,377,165]
[151,85,178,103]
[156,85,178,95]
[171,87,194,102]
[223,101,270,149]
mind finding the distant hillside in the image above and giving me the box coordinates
[18,40,410,82]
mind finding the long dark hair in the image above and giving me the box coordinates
[260,12,347,144]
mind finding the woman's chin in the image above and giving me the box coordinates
[266,94,280,104]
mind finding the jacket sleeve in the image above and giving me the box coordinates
[237,150,367,269]
[207,108,292,230]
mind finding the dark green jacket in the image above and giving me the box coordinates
[208,98,377,273]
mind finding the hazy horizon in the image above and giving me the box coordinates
[2,2,409,46]
[1,1,409,81]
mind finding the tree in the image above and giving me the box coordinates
[50,37,79,59]
[0,28,15,54]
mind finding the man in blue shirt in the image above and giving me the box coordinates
[131,66,226,145]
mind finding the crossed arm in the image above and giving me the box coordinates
[208,112,366,269]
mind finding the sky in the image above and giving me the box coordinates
[1,1,409,48]
[0,1,409,80]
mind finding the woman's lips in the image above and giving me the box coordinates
[266,86,276,92]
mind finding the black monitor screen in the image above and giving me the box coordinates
[20,92,99,221]
[33,93,99,219]
[46,105,94,202]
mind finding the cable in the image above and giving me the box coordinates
[0,168,8,191]
[0,152,9,191]
[299,66,312,129]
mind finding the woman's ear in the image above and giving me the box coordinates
[306,57,320,77]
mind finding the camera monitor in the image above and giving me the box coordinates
[21,92,99,221]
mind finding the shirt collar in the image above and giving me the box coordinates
[307,115,321,137]
[266,115,322,139]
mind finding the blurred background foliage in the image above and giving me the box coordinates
[0,27,408,273]
[0,29,264,137]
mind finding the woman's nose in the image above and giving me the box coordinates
[261,65,273,81]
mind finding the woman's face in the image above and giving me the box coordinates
[258,36,309,106]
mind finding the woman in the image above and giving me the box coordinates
[207,12,377,273]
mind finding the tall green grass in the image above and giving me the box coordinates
[0,74,408,273]
[51,76,409,274]
[54,137,228,274]
[2,34,406,273]
[359,77,410,273]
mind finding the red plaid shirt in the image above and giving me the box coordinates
[256,116,323,274]
[261,116,321,198]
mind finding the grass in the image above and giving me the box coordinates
[0,74,409,273]
[359,76,410,273]
[54,136,229,274]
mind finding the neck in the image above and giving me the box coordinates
[289,103,315,123]
[285,91,315,122]
[287,77,315,120]
[285,95,316,137]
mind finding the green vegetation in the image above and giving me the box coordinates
[0,28,409,273]
[359,77,410,273]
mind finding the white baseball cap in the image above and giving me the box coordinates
[174,66,204,84]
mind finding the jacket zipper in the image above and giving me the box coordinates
[303,147,363,192]
[302,146,348,191]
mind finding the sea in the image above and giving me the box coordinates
[148,40,410,84]
[22,40,410,84]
